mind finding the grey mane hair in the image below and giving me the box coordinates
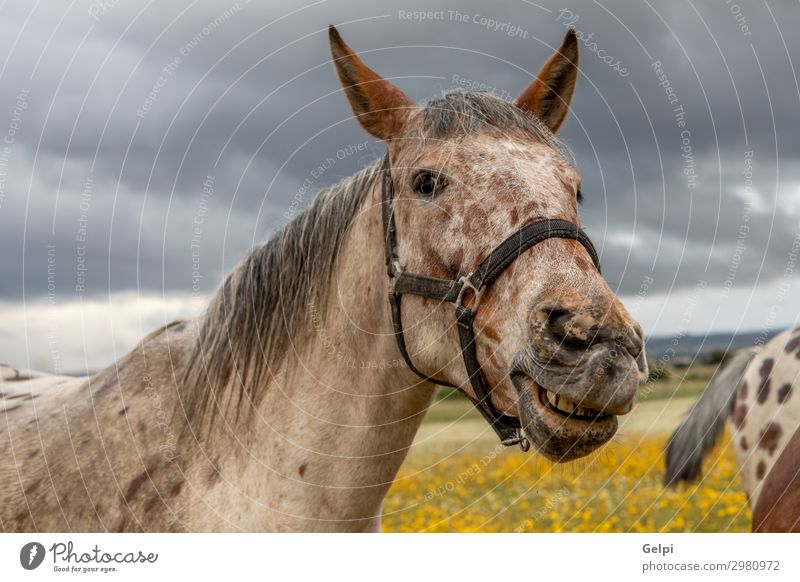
[415,90,573,162]
[179,90,569,439]
[180,161,379,437]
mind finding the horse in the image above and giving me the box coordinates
[664,326,800,531]
[1,26,646,532]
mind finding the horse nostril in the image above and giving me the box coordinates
[537,306,643,358]
[546,308,571,329]
[540,307,595,351]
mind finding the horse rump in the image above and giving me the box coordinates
[663,348,758,487]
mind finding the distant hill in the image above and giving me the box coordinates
[644,328,784,365]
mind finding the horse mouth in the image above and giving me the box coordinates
[511,373,618,463]
[536,385,608,420]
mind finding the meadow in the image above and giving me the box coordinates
[383,364,751,532]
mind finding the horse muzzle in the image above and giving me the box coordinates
[510,339,645,462]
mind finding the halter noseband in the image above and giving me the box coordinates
[381,153,602,450]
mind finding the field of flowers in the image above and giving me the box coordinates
[383,432,750,532]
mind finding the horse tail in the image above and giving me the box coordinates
[663,347,759,487]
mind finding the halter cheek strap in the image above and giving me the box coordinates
[381,154,601,449]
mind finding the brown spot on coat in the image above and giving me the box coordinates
[732,403,747,429]
[169,481,184,497]
[298,463,308,477]
[758,423,783,456]
[119,406,129,416]
[756,358,773,404]
[483,326,500,342]
[738,380,748,400]
[569,242,595,273]
[740,436,749,451]
[753,426,800,532]
[756,460,767,480]
[124,464,158,502]
[23,478,42,496]
[777,383,793,404]
[785,330,800,358]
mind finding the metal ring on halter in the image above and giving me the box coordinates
[453,276,483,310]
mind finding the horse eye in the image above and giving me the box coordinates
[413,171,447,198]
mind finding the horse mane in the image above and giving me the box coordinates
[419,90,568,158]
[179,160,380,436]
[179,90,569,438]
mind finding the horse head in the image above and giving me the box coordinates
[330,26,647,462]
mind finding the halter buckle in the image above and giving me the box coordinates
[454,276,484,310]
[500,432,531,451]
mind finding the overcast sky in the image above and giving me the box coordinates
[0,0,798,372]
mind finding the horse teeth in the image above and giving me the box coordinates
[541,390,595,417]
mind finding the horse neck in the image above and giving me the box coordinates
[224,175,437,529]
[294,173,437,406]
[301,175,438,422]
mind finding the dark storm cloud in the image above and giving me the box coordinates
[0,0,798,303]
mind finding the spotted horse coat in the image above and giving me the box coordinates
[0,323,200,532]
[665,327,800,532]
[733,328,800,531]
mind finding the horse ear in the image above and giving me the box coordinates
[329,25,416,141]
[515,29,579,134]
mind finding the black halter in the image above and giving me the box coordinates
[381,153,602,449]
